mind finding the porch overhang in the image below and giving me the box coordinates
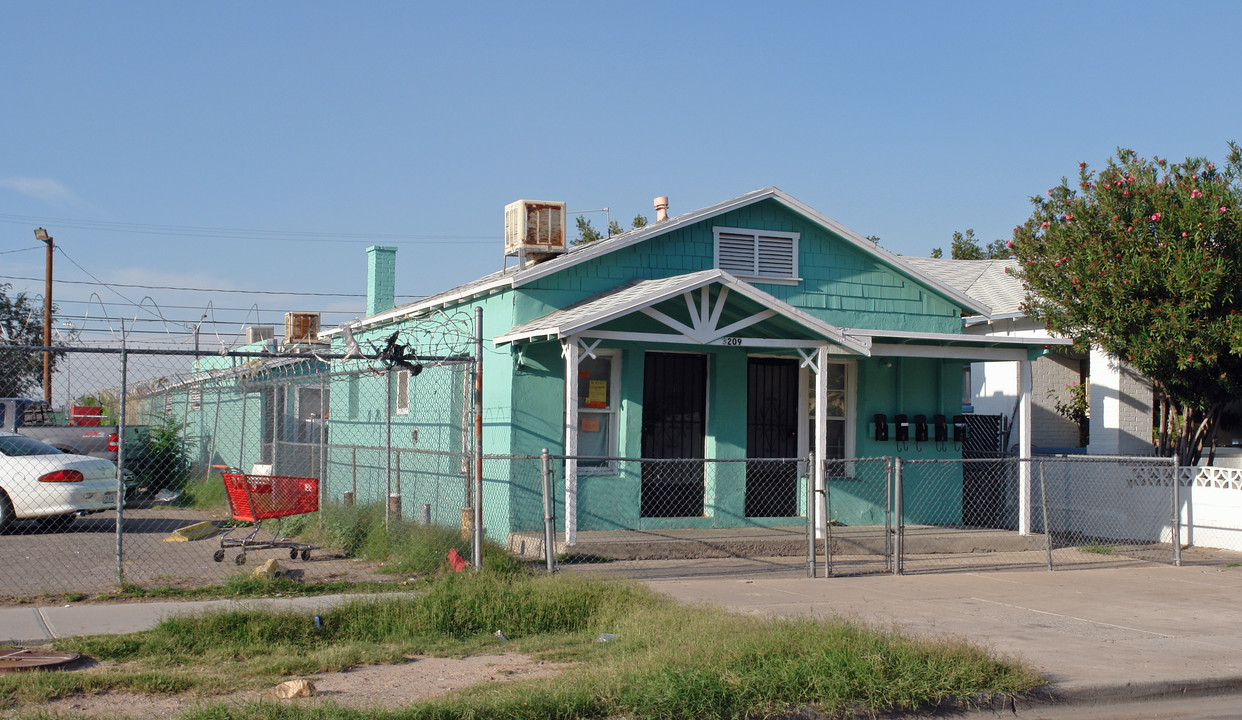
[494,269,872,355]
[845,328,1073,361]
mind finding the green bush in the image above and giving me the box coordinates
[128,414,192,493]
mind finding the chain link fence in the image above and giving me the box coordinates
[0,340,481,597]
[3,341,1240,599]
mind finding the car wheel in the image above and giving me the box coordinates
[0,492,13,535]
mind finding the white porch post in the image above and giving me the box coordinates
[1018,357,1033,535]
[815,345,828,539]
[563,337,580,545]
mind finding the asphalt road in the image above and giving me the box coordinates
[948,693,1242,719]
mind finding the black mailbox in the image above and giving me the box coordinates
[933,414,948,443]
[913,414,928,443]
[952,415,967,443]
[873,414,888,441]
[894,414,909,442]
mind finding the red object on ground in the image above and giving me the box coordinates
[447,548,469,572]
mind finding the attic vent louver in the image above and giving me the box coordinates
[713,227,800,281]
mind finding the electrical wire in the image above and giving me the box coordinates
[0,212,498,244]
[0,274,425,299]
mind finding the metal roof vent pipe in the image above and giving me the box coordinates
[654,196,669,222]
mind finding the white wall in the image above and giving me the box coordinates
[966,318,1150,452]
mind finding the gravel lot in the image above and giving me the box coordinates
[0,505,390,599]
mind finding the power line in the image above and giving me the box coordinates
[0,274,425,299]
[0,213,499,244]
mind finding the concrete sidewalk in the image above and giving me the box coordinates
[0,594,376,645]
[644,563,1242,703]
[3,563,1242,705]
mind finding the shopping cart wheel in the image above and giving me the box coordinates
[289,548,299,560]
[234,553,246,566]
[212,549,225,563]
[300,549,311,562]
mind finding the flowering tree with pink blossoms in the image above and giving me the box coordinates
[1011,144,1242,465]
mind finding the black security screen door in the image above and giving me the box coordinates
[746,357,800,517]
[641,352,707,517]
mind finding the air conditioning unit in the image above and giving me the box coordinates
[504,200,567,258]
[246,326,275,344]
[284,312,321,346]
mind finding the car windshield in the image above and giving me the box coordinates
[0,435,63,457]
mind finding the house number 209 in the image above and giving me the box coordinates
[722,337,743,346]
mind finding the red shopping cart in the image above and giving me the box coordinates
[212,466,319,565]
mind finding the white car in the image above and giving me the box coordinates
[0,431,120,532]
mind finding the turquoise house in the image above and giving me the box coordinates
[324,188,1052,543]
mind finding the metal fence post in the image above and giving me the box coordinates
[885,457,892,573]
[116,321,127,587]
[385,370,392,529]
[1040,458,1052,571]
[541,448,555,573]
[806,451,816,578]
[892,456,903,576]
[823,455,834,578]
[1172,455,1182,567]
[472,307,484,571]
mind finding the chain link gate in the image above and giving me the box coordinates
[533,455,815,579]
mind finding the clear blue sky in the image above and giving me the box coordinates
[4,1,1241,347]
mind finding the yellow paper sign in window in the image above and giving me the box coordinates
[585,380,608,409]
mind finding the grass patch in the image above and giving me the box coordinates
[1079,543,1117,555]
[280,501,525,578]
[3,572,1044,719]
[175,472,229,511]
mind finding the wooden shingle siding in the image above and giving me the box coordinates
[521,198,964,333]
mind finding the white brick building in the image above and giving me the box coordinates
[904,257,1154,455]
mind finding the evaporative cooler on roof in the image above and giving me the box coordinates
[504,200,567,261]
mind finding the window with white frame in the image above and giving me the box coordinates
[395,369,410,416]
[806,362,849,460]
[713,226,800,282]
[576,351,619,469]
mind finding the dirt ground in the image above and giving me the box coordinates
[11,653,567,719]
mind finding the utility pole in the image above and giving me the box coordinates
[34,228,53,404]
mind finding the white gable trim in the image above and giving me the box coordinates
[495,269,872,355]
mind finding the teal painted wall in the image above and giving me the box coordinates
[849,357,965,526]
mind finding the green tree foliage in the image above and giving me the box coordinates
[931,229,1011,259]
[573,214,651,246]
[573,216,602,246]
[0,283,61,397]
[1011,145,1242,464]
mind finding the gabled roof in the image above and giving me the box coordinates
[901,257,1026,318]
[328,187,993,336]
[509,187,992,316]
[495,268,873,355]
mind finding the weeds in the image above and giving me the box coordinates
[8,572,1044,720]
[1079,543,1117,555]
